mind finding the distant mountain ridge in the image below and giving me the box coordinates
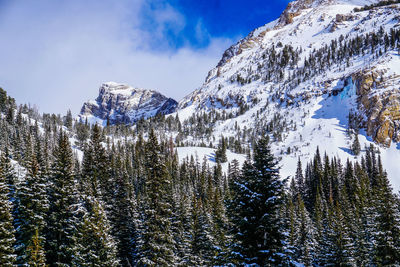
[79,82,177,125]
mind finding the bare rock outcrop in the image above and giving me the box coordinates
[354,70,400,147]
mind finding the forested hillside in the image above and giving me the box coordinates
[0,85,400,266]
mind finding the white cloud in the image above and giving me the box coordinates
[0,0,233,115]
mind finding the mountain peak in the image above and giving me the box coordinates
[79,82,177,125]
[278,0,379,25]
[99,82,148,96]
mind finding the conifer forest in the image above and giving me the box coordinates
[0,83,400,266]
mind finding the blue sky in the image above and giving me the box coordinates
[0,0,290,114]
[140,0,290,49]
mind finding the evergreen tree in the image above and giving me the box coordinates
[329,201,356,265]
[295,157,305,198]
[353,163,375,266]
[74,198,119,267]
[0,148,16,201]
[210,187,230,265]
[81,124,109,200]
[171,194,195,266]
[351,133,361,156]
[294,195,316,266]
[0,158,16,266]
[138,129,175,266]
[26,228,47,267]
[228,135,286,265]
[190,196,214,265]
[372,167,400,265]
[108,154,136,266]
[45,131,78,266]
[14,152,48,265]
[64,109,73,129]
[215,136,227,163]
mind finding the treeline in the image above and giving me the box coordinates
[354,0,400,12]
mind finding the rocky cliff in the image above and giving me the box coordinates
[79,82,177,125]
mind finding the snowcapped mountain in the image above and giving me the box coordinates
[79,82,177,125]
[174,0,400,188]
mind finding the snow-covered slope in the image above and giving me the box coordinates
[79,82,177,125]
[176,146,247,174]
[174,0,400,188]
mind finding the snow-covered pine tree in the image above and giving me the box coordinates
[190,195,214,265]
[351,133,361,156]
[294,195,316,266]
[108,153,136,266]
[227,135,286,266]
[45,131,79,265]
[73,197,119,266]
[295,157,306,199]
[215,136,227,163]
[353,162,376,266]
[138,129,175,266]
[210,187,230,265]
[0,157,16,266]
[14,150,48,265]
[64,109,73,129]
[330,199,356,265]
[372,161,400,265]
[171,194,195,266]
[81,123,109,200]
[0,148,16,201]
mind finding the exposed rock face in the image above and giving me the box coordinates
[335,13,356,22]
[354,70,400,147]
[80,82,177,125]
[330,13,358,31]
[277,0,332,26]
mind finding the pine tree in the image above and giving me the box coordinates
[227,135,286,265]
[314,183,329,266]
[215,136,227,163]
[75,120,90,148]
[171,194,194,266]
[295,157,306,198]
[26,228,47,267]
[372,166,400,265]
[64,109,73,129]
[210,187,230,265]
[138,129,175,266]
[14,152,48,265]
[74,198,119,266]
[330,200,356,265]
[45,131,79,266]
[108,154,136,266]
[0,158,16,266]
[295,195,316,266]
[0,148,16,201]
[351,133,361,156]
[190,196,214,265]
[353,163,375,266]
[81,124,109,200]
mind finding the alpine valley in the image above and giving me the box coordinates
[1,0,400,266]
[82,0,400,190]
